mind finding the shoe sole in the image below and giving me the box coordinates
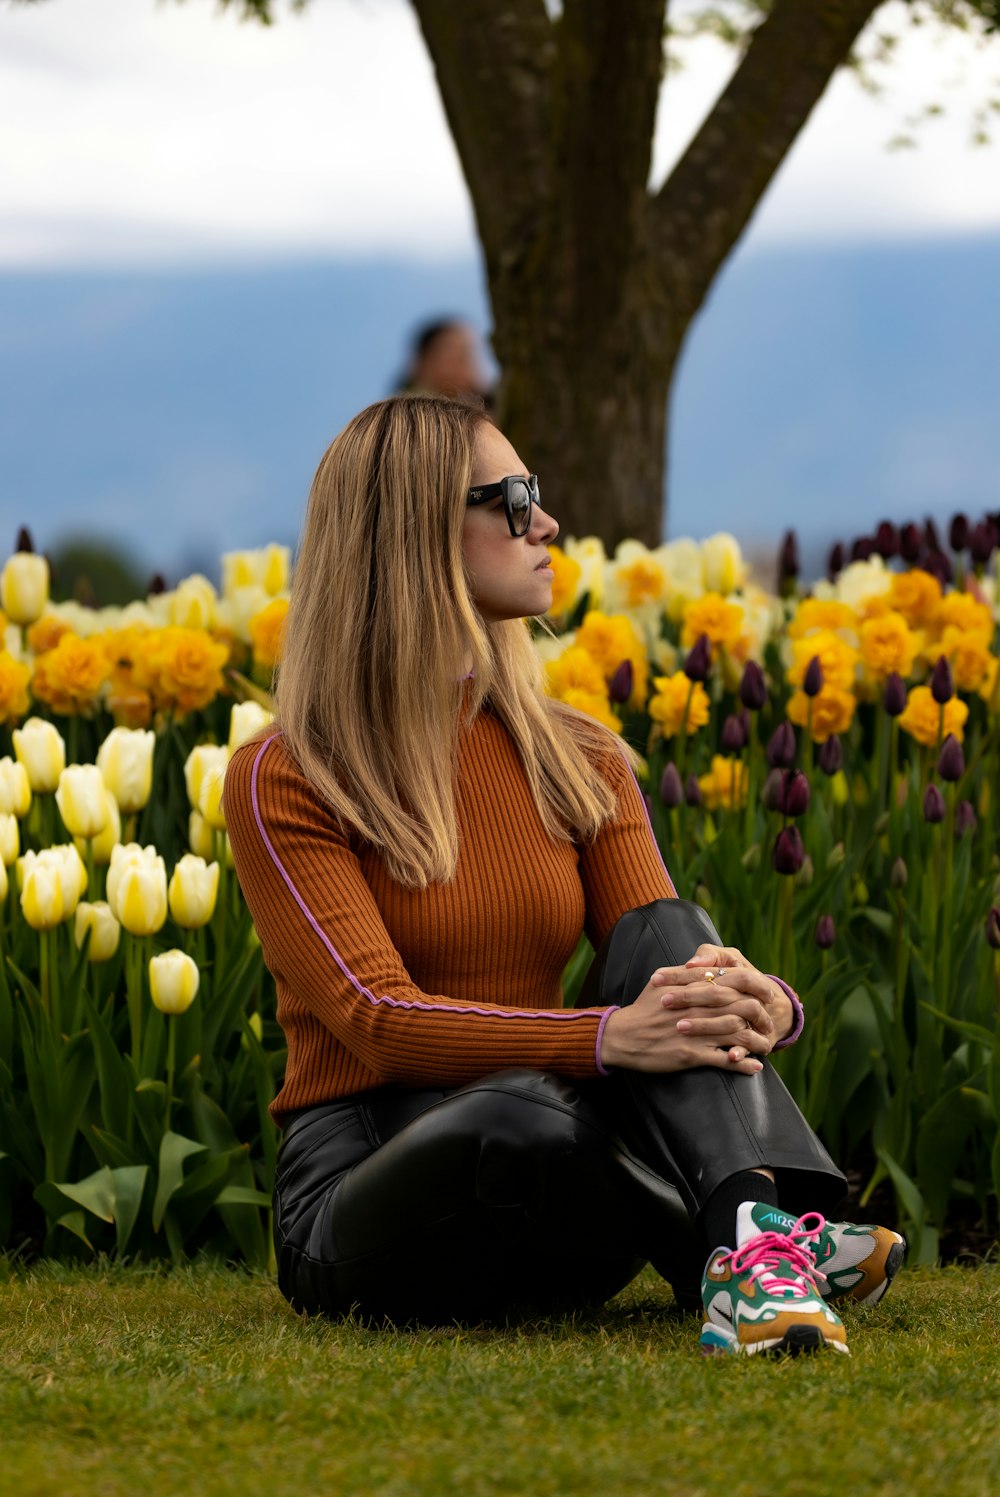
[700,1323,850,1357]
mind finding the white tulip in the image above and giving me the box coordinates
[0,552,49,625]
[228,700,275,753]
[74,901,121,963]
[55,765,111,840]
[0,757,31,818]
[0,813,18,867]
[96,727,155,814]
[11,717,66,793]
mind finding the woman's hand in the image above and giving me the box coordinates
[599,968,771,1075]
[683,943,795,1043]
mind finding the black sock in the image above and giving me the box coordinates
[702,1171,780,1251]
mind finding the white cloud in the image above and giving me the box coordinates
[0,0,998,265]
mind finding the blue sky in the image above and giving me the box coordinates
[1,0,999,580]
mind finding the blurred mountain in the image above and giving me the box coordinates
[1,236,997,585]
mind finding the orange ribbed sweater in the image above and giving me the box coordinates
[225,704,676,1124]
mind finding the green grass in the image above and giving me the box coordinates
[1,1260,998,1497]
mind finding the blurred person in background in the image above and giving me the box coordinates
[396,317,493,408]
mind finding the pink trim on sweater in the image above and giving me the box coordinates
[766,975,805,1049]
[249,733,607,1033]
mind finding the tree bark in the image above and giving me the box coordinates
[413,0,881,545]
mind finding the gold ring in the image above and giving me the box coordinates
[705,971,716,983]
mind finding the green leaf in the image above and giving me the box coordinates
[915,1086,985,1227]
[920,1004,995,1050]
[89,1126,140,1170]
[875,1146,929,1246]
[49,1166,116,1224]
[83,992,132,1142]
[110,1165,149,1256]
[54,1210,93,1251]
[152,1132,208,1231]
[215,1185,271,1208]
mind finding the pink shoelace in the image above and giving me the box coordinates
[720,1212,829,1299]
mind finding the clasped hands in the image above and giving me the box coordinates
[599,943,794,1076]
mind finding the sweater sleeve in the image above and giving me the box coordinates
[577,746,678,950]
[224,734,608,1086]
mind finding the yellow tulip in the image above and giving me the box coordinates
[0,812,18,867]
[700,532,746,596]
[0,552,50,626]
[0,859,6,902]
[228,700,274,753]
[96,726,155,814]
[11,717,66,793]
[73,900,121,963]
[107,843,168,936]
[55,764,111,840]
[168,853,220,929]
[149,949,200,1015]
[188,810,234,868]
[75,788,121,867]
[0,755,31,817]
[167,574,217,631]
[18,851,65,930]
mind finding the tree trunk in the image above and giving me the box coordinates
[413,0,881,545]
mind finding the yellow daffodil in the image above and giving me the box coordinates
[149,949,200,1015]
[12,717,66,793]
[787,630,859,693]
[888,569,943,630]
[561,537,607,608]
[898,685,969,747]
[73,901,121,963]
[698,755,748,812]
[648,671,711,737]
[55,764,111,840]
[858,611,919,682]
[787,686,857,743]
[545,646,609,702]
[787,599,857,640]
[543,545,583,618]
[557,689,622,733]
[30,632,111,715]
[168,853,220,929]
[0,650,32,724]
[680,593,746,655]
[605,540,669,613]
[939,625,994,693]
[0,552,49,626]
[701,533,746,596]
[248,598,289,670]
[574,611,648,707]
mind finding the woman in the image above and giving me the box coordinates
[225,395,903,1355]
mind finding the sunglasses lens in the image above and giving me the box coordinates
[507,479,534,535]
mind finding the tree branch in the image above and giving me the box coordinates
[410,0,556,268]
[653,0,880,315]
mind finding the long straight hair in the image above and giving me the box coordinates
[276,395,619,887]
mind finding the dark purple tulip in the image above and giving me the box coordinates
[778,529,800,583]
[773,825,805,876]
[883,672,907,717]
[762,768,784,812]
[684,634,711,683]
[803,655,824,698]
[931,655,955,704]
[923,550,953,587]
[954,800,977,839]
[890,857,908,889]
[739,660,767,712]
[949,513,969,552]
[815,914,836,950]
[721,713,746,755]
[817,735,843,775]
[970,520,997,567]
[986,907,1000,950]
[851,536,875,562]
[936,733,965,783]
[875,521,899,560]
[900,523,923,563]
[923,783,946,824]
[780,769,811,818]
[16,525,34,553]
[826,542,845,581]
[147,572,168,596]
[608,658,633,704]
[659,762,683,809]
[766,721,797,769]
[924,518,942,552]
[684,774,702,807]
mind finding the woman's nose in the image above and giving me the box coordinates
[532,505,559,544]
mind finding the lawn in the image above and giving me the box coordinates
[1,1260,998,1497]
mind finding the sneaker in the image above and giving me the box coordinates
[700,1202,848,1356]
[745,1203,906,1305]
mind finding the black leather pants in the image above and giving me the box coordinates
[273,900,846,1323]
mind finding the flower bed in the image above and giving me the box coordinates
[1,522,998,1263]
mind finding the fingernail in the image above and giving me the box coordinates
[676,1019,692,1031]
[660,995,675,1006]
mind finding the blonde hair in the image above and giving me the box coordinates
[277,394,619,887]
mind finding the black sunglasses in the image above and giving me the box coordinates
[466,474,541,537]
